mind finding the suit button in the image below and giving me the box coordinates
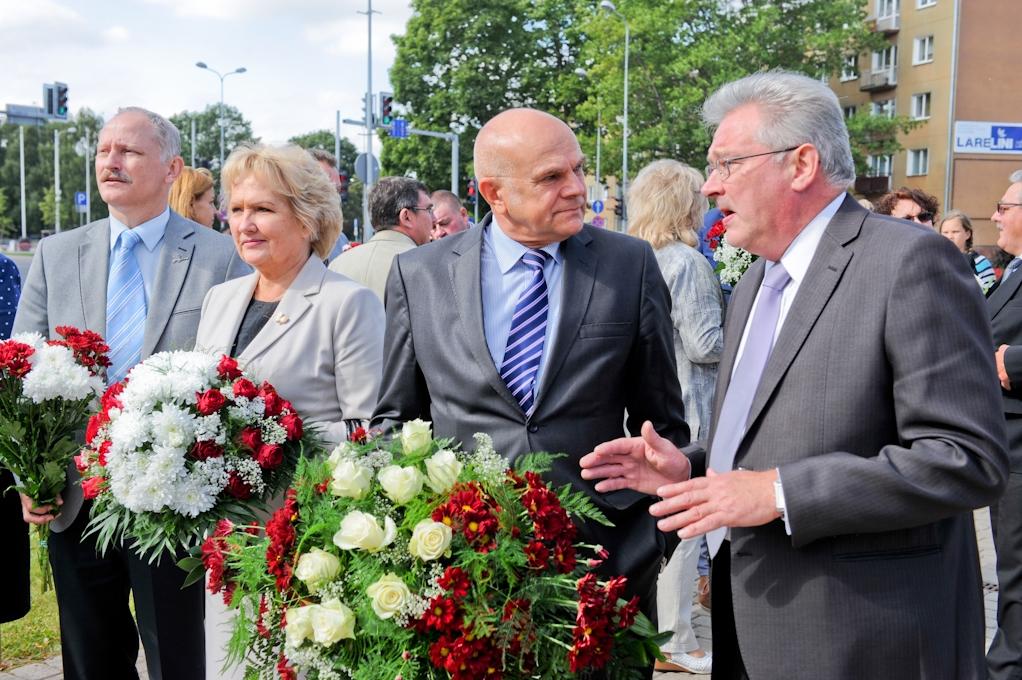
[527,424,539,433]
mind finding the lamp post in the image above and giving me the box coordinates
[195,62,247,171]
[600,0,629,226]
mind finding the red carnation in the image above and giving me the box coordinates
[707,219,726,250]
[0,341,35,378]
[217,355,242,380]
[97,440,110,467]
[81,476,106,500]
[238,426,262,452]
[280,412,303,441]
[195,388,227,415]
[348,426,368,443]
[191,440,225,461]
[226,471,252,499]
[100,381,126,411]
[256,443,284,469]
[232,378,259,400]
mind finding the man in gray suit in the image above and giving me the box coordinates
[581,71,1007,679]
[15,107,246,680]
[372,108,689,635]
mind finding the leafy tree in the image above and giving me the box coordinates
[845,112,923,175]
[288,130,365,235]
[0,189,16,237]
[170,104,258,181]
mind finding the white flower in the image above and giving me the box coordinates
[294,548,341,593]
[377,465,424,505]
[400,419,432,456]
[168,474,217,517]
[332,510,397,552]
[20,344,102,403]
[285,604,315,647]
[329,459,373,500]
[408,519,452,562]
[193,413,225,444]
[424,449,462,493]
[310,598,356,645]
[365,573,412,620]
[230,457,267,496]
[261,419,287,445]
[327,441,359,466]
[149,404,196,448]
[11,331,45,349]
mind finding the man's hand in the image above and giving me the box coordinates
[997,344,1012,391]
[650,468,780,538]
[21,492,62,525]
[579,421,691,495]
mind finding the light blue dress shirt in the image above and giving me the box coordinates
[481,219,563,392]
[108,208,169,304]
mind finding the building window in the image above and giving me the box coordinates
[877,0,899,18]
[917,0,936,7]
[907,148,929,176]
[911,92,931,119]
[867,154,893,178]
[913,35,934,64]
[840,55,859,81]
[843,105,858,119]
[872,45,898,73]
[872,99,895,118]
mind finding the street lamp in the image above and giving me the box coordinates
[195,61,247,171]
[600,0,629,227]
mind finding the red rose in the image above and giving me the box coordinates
[256,443,283,469]
[348,426,367,443]
[232,378,259,400]
[238,427,262,452]
[260,383,284,417]
[195,388,227,415]
[85,413,105,445]
[97,440,111,467]
[191,440,225,461]
[217,355,242,380]
[81,476,105,500]
[74,451,91,473]
[226,472,252,499]
[279,413,303,441]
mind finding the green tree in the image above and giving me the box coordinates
[845,112,923,175]
[0,189,15,237]
[170,104,258,181]
[288,130,365,235]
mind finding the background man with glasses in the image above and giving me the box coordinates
[329,176,432,302]
[581,71,1007,679]
[986,169,1022,680]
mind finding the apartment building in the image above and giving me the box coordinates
[831,0,1022,245]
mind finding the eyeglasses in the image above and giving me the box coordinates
[705,146,800,180]
[407,204,434,216]
[905,211,934,224]
[997,202,1022,215]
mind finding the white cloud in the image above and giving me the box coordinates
[0,0,81,29]
[103,25,129,43]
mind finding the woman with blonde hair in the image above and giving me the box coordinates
[169,166,217,227]
[939,209,998,295]
[628,159,722,675]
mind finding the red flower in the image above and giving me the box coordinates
[191,440,225,461]
[256,443,284,469]
[195,388,227,415]
[348,426,368,443]
[279,412,303,441]
[80,476,105,500]
[277,653,297,680]
[255,595,272,639]
[707,219,726,250]
[438,566,470,598]
[225,472,252,499]
[265,492,299,591]
[85,412,106,445]
[74,451,91,473]
[524,540,550,569]
[217,355,242,381]
[232,378,259,400]
[0,341,35,378]
[238,426,262,452]
[97,440,110,466]
[52,326,111,371]
[100,381,126,412]
[259,382,284,417]
[421,595,459,630]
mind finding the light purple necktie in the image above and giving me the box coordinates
[706,262,791,557]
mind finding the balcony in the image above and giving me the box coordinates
[854,175,891,196]
[871,13,900,34]
[860,68,897,92]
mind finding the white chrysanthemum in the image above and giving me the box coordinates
[11,331,46,349]
[107,411,150,457]
[150,404,197,448]
[147,444,188,480]
[261,419,287,445]
[193,414,226,444]
[21,344,102,403]
[119,351,219,412]
[168,474,218,517]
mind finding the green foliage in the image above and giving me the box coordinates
[288,130,365,234]
[169,104,258,182]
[845,111,924,175]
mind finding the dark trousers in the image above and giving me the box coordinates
[711,544,750,680]
[0,468,30,623]
[48,503,204,680]
[988,414,1022,680]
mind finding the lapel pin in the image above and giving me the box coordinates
[275,313,290,325]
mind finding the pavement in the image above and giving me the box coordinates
[0,509,1000,680]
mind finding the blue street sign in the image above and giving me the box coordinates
[391,118,409,138]
[592,199,604,214]
[74,191,87,207]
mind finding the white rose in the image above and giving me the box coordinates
[424,449,463,493]
[294,547,341,593]
[332,510,397,552]
[365,573,412,620]
[377,465,424,505]
[408,519,453,562]
[285,604,315,648]
[327,441,359,467]
[400,419,432,456]
[329,459,373,499]
[310,598,356,645]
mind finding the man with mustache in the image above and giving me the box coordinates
[14,107,246,680]
[373,108,688,677]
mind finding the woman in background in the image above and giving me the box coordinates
[628,159,724,675]
[939,209,997,295]
[169,166,217,228]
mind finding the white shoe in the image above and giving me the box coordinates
[655,651,713,674]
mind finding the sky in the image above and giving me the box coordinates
[0,0,414,151]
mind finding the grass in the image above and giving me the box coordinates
[0,531,60,670]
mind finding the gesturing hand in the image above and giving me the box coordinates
[579,421,691,495]
[20,492,62,526]
[649,468,780,539]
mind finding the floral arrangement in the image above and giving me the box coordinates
[78,351,314,563]
[191,420,664,680]
[0,326,109,589]
[707,218,756,286]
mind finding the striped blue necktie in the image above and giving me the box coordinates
[106,229,147,384]
[500,249,549,415]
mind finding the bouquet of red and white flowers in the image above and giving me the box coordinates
[78,350,314,563]
[707,217,756,286]
[191,421,664,680]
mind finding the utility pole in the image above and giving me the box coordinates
[19,126,26,239]
[84,127,91,222]
[190,119,196,167]
[358,0,380,238]
[54,129,61,233]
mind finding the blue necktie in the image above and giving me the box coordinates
[500,250,549,415]
[706,262,792,557]
[1003,257,1022,284]
[106,229,147,384]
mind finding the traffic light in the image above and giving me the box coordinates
[614,200,624,218]
[379,92,394,126]
[339,171,350,203]
[467,178,477,205]
[55,83,69,119]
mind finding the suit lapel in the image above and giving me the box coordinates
[204,274,258,355]
[79,220,110,333]
[238,256,321,363]
[143,214,194,357]
[449,219,523,414]
[532,228,595,412]
[988,267,1022,318]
